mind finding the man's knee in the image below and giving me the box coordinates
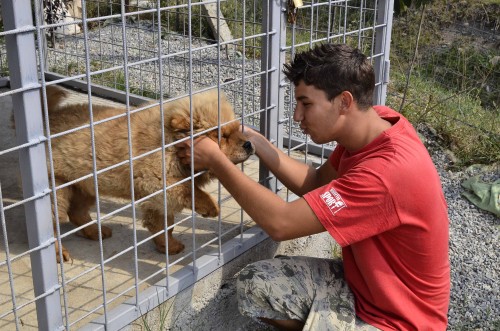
[236,261,268,301]
[236,259,292,318]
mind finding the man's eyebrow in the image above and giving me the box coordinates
[296,95,309,101]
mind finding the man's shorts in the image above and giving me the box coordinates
[236,255,379,330]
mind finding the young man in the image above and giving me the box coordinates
[176,43,450,330]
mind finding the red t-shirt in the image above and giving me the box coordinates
[303,106,450,330]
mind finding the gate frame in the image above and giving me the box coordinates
[1,0,64,330]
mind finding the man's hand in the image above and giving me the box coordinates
[176,136,222,171]
[240,125,259,141]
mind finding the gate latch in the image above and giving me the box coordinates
[287,0,304,24]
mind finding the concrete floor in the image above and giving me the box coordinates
[0,87,265,329]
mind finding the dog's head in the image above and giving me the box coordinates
[166,90,255,164]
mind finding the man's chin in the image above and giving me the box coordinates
[309,136,322,144]
[305,133,329,145]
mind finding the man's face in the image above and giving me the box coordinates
[293,81,344,144]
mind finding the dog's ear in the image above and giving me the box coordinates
[170,113,201,140]
[170,113,191,132]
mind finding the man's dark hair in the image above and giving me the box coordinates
[283,43,375,109]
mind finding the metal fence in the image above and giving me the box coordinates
[0,0,393,329]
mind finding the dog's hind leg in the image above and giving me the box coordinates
[67,187,112,241]
[52,179,73,263]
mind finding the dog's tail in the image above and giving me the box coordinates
[43,85,69,110]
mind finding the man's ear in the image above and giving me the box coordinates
[339,91,354,112]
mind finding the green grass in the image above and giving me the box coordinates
[388,0,500,166]
[387,70,499,166]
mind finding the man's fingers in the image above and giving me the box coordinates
[178,153,191,166]
[176,141,191,149]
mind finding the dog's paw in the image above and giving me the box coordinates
[100,225,113,239]
[168,239,185,255]
[55,242,71,263]
[154,236,185,255]
[79,224,112,240]
[201,205,219,218]
[195,202,219,218]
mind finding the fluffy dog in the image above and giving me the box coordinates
[42,86,255,262]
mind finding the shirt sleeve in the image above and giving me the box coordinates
[304,166,401,247]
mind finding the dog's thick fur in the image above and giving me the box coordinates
[43,86,254,262]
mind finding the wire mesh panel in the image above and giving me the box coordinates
[0,0,393,329]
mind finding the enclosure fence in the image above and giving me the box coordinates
[0,0,393,329]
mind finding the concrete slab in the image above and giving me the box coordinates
[0,87,260,329]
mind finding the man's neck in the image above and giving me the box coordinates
[339,107,392,152]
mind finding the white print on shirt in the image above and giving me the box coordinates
[320,188,347,215]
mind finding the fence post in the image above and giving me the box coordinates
[260,0,286,191]
[373,0,394,106]
[1,0,64,330]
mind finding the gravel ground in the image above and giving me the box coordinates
[43,23,500,330]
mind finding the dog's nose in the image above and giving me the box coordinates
[243,141,254,153]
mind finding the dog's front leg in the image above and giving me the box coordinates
[134,170,186,255]
[141,207,185,255]
[193,186,219,218]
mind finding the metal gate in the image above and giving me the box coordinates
[0,0,393,329]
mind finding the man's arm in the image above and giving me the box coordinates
[245,127,338,196]
[177,137,327,241]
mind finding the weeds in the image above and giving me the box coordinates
[389,0,499,166]
[388,69,499,166]
[136,290,192,331]
[331,242,342,259]
[135,289,172,331]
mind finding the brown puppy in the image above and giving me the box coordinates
[43,86,255,262]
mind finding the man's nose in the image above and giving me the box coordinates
[293,105,302,122]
